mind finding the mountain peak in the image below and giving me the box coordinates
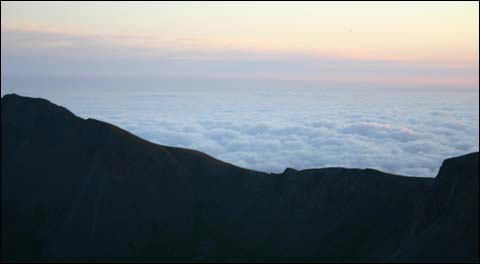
[2,93,76,119]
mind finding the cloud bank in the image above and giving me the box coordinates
[2,76,477,177]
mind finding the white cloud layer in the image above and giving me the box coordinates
[2,76,478,177]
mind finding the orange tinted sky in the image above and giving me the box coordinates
[1,1,478,86]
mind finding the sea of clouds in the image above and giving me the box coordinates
[2,76,478,177]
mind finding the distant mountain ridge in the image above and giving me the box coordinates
[1,94,478,262]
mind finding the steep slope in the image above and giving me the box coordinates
[387,152,479,262]
[1,94,478,262]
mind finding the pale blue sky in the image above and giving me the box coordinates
[1,1,479,87]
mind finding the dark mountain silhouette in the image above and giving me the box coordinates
[1,94,478,262]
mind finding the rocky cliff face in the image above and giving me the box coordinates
[387,152,479,263]
[1,94,478,262]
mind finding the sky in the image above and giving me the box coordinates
[1,1,479,87]
[1,2,479,176]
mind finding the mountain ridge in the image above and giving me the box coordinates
[1,93,478,262]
